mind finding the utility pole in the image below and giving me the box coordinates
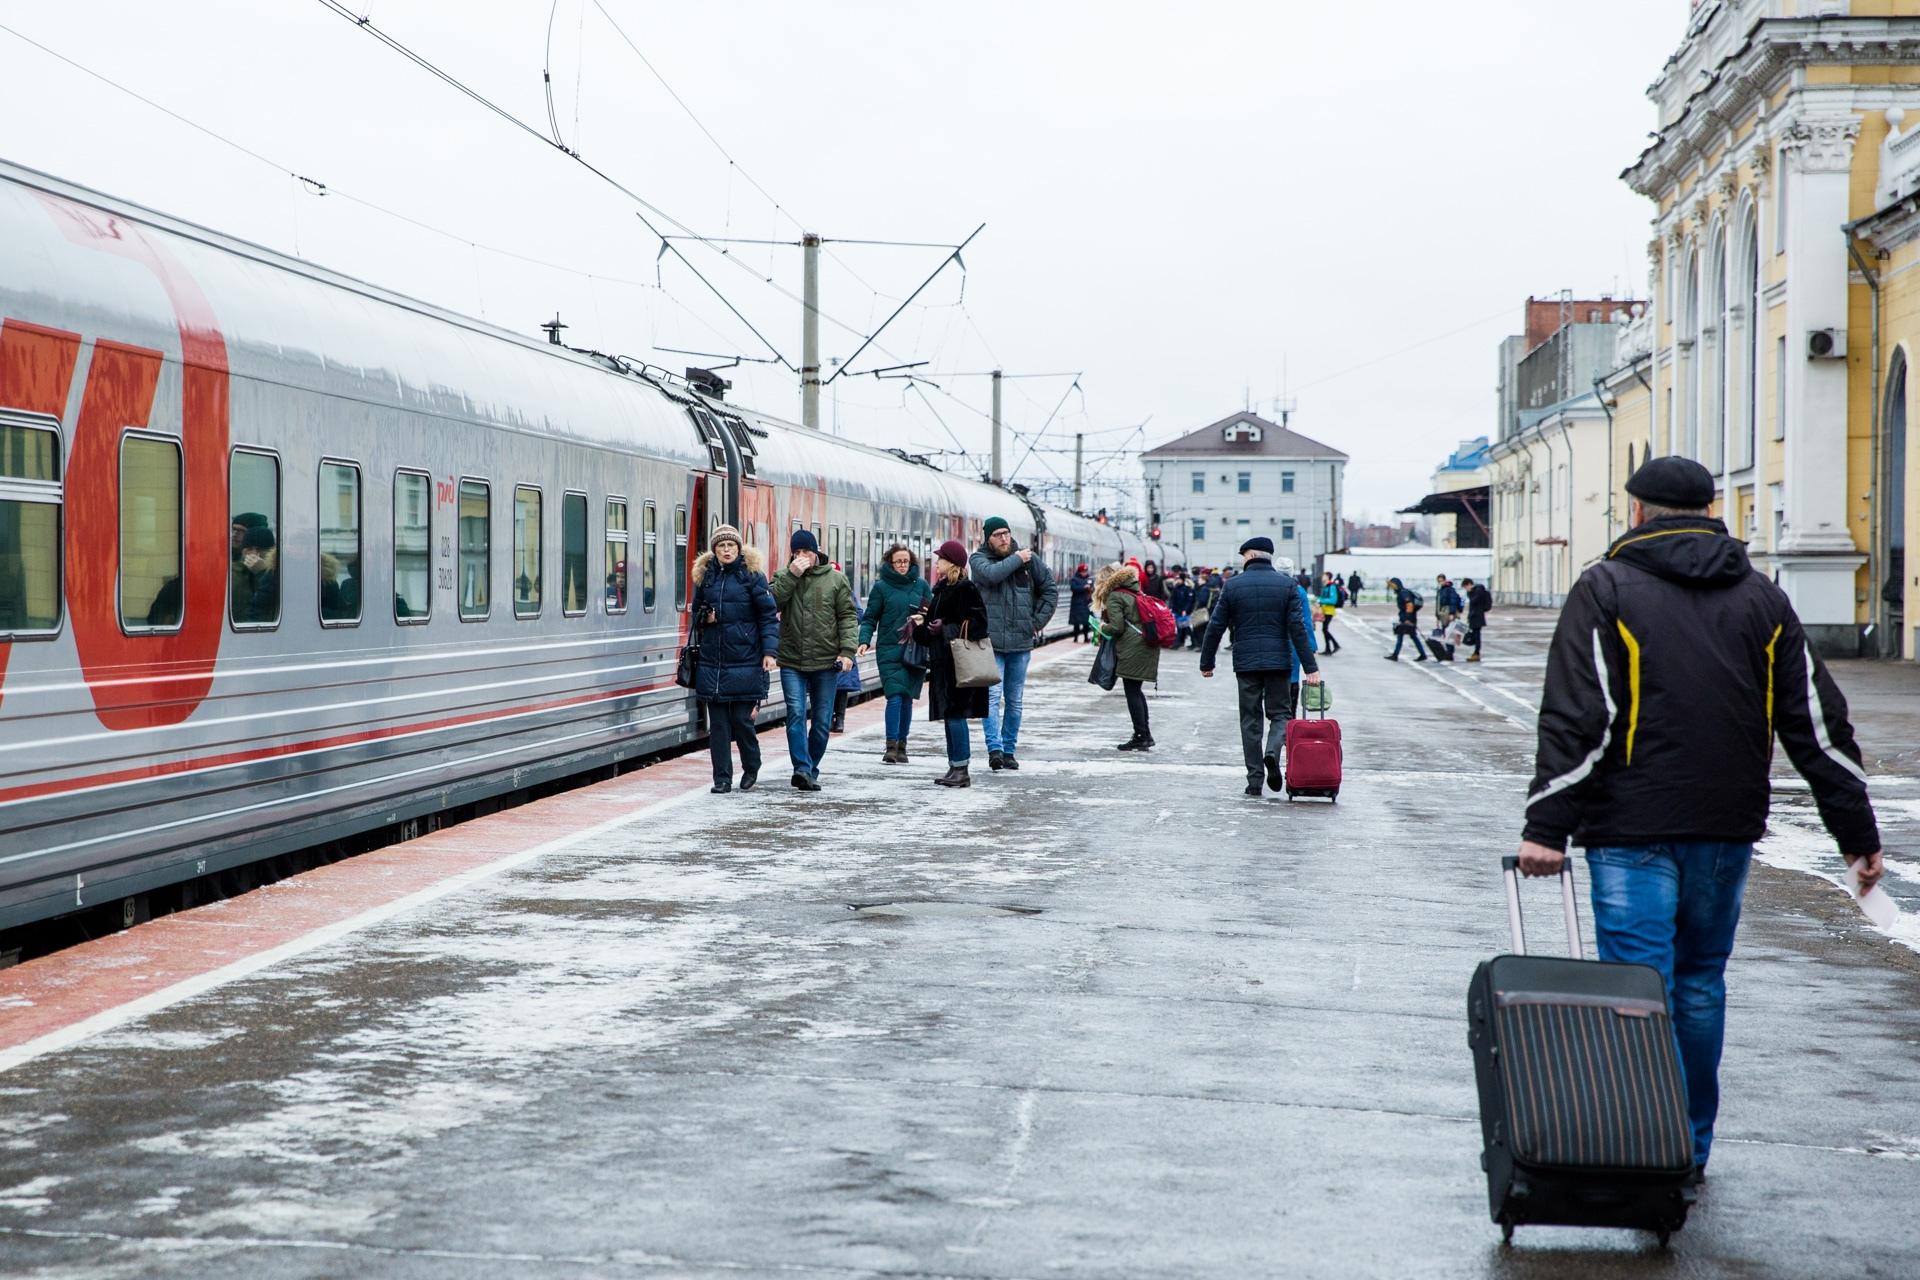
[990,368,1003,484]
[801,232,822,430]
[1072,432,1084,510]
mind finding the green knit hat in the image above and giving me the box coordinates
[983,516,1009,536]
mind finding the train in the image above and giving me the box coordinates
[0,158,1177,935]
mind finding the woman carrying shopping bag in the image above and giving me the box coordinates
[916,539,993,787]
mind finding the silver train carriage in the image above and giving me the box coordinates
[0,160,1164,932]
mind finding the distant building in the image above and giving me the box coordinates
[1402,437,1491,550]
[1142,412,1346,569]
[1487,295,1642,605]
[1343,519,1421,549]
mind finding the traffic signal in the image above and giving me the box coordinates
[1149,511,1162,540]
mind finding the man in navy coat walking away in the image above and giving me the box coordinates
[1199,537,1322,797]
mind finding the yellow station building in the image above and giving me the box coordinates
[1619,1,1920,657]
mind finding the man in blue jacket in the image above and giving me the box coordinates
[1199,537,1322,797]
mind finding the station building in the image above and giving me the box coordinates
[1620,1,1920,657]
[1141,412,1346,571]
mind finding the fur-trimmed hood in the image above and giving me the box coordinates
[692,545,765,585]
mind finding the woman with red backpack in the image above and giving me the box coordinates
[1093,563,1162,750]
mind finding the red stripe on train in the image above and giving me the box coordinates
[0,676,677,806]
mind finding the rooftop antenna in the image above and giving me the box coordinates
[542,313,567,346]
[1275,355,1295,429]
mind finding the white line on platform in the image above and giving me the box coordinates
[0,787,708,1078]
[1341,613,1533,730]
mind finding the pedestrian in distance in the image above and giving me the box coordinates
[1199,537,1322,796]
[1517,457,1885,1181]
[1435,574,1464,659]
[1067,562,1094,643]
[1435,574,1463,630]
[1383,576,1427,662]
[1142,560,1168,601]
[1093,563,1160,750]
[1277,557,1321,715]
[918,539,991,787]
[1462,576,1492,662]
[970,515,1059,771]
[1347,570,1364,606]
[858,543,933,764]
[1318,571,1343,654]
[770,529,858,791]
[1167,565,1197,649]
[690,525,780,794]
[1190,567,1222,649]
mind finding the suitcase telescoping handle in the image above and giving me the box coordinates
[1500,855,1584,959]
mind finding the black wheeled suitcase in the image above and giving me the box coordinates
[1467,857,1696,1246]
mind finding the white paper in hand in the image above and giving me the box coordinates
[1844,863,1901,931]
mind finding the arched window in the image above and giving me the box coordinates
[1679,245,1700,460]
[1704,220,1728,473]
[1737,204,1761,472]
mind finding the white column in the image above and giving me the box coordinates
[1777,113,1866,644]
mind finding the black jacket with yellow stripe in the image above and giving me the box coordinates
[1523,517,1879,857]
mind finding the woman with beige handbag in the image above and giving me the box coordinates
[915,539,995,787]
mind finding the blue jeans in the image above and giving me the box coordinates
[781,667,839,777]
[1585,842,1753,1169]
[884,693,915,741]
[983,649,1031,755]
[944,717,973,766]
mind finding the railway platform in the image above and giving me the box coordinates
[2,607,1918,1278]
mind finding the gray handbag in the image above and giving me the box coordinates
[950,621,1001,689]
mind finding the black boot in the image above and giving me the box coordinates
[710,779,732,794]
[1117,735,1146,752]
[935,765,971,787]
[989,750,1006,771]
[740,770,758,791]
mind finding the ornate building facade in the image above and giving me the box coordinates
[1622,1,1920,655]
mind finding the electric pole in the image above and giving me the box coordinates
[801,232,822,430]
[990,368,1003,485]
[1072,432,1084,510]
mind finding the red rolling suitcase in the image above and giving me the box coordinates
[1283,700,1340,801]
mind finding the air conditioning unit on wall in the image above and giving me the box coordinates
[1807,328,1847,359]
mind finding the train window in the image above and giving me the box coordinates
[513,486,543,618]
[811,522,822,549]
[605,497,629,614]
[641,501,657,611]
[562,491,589,617]
[830,525,840,570]
[121,433,183,632]
[458,478,491,620]
[0,417,62,635]
[228,448,280,630]
[394,470,431,623]
[673,505,689,610]
[318,460,362,626]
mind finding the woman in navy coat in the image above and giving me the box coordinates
[690,524,780,793]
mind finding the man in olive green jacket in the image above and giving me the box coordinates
[770,529,859,790]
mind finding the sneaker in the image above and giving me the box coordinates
[791,772,821,791]
[1466,653,1482,663]
[988,750,1006,771]
[1263,754,1284,792]
[1116,736,1145,752]
[1001,754,1020,771]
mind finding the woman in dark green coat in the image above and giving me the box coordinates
[1094,563,1159,751]
[857,543,934,764]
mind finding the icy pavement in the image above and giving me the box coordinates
[0,619,1917,1278]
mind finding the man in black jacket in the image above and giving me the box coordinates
[1384,577,1427,662]
[1200,537,1322,797]
[1517,457,1884,1178]
[1461,577,1492,662]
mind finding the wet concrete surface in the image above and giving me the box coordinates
[1,608,1918,1277]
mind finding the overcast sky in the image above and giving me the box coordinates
[0,0,1685,522]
